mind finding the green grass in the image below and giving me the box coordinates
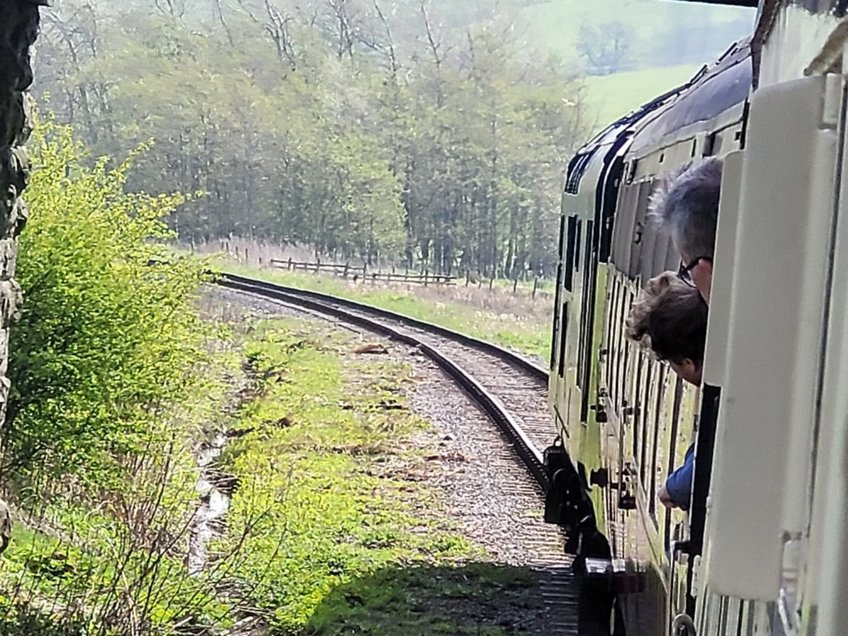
[220,317,543,634]
[514,0,754,134]
[583,64,702,131]
[518,0,753,66]
[0,514,229,634]
[305,563,540,636]
[223,263,552,362]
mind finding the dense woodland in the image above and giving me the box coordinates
[32,0,751,278]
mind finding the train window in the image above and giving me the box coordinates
[631,349,645,463]
[577,220,595,394]
[616,288,631,405]
[550,263,563,371]
[577,220,583,274]
[557,301,569,379]
[638,216,660,282]
[564,151,596,195]
[628,181,656,280]
[556,213,566,259]
[639,361,653,488]
[649,364,668,520]
[606,276,620,403]
[611,283,625,404]
[610,183,640,271]
[663,375,685,547]
[564,215,578,291]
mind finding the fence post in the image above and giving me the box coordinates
[316,257,321,274]
[424,270,429,287]
[287,257,293,271]
[343,263,349,278]
[533,277,539,299]
[513,278,519,294]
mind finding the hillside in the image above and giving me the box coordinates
[583,64,702,130]
[518,0,753,69]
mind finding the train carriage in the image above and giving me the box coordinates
[548,2,848,634]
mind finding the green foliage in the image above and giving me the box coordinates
[33,2,588,278]
[0,514,230,635]
[7,120,208,481]
[219,319,531,633]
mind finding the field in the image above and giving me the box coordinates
[517,0,753,66]
[583,64,702,130]
[515,0,753,132]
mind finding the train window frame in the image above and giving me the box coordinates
[550,262,563,372]
[606,274,621,403]
[639,361,654,489]
[631,348,645,465]
[649,364,668,521]
[564,215,578,291]
[575,219,583,274]
[557,300,569,379]
[663,374,686,550]
[576,219,596,395]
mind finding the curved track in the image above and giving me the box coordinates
[214,272,579,635]
[216,272,556,488]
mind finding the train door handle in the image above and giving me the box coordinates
[672,613,696,636]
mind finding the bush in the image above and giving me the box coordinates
[5,120,208,483]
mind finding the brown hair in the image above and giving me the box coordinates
[626,272,708,365]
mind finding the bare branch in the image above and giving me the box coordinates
[359,0,398,79]
[419,0,442,68]
[264,0,298,71]
[211,0,235,47]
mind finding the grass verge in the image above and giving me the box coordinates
[218,262,552,362]
[218,315,543,634]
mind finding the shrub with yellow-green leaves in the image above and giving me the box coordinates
[6,120,208,484]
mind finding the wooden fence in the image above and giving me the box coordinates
[269,258,457,286]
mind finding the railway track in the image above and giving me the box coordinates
[214,272,580,635]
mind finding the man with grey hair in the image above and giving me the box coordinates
[649,157,723,304]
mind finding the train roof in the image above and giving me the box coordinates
[629,38,752,156]
[565,38,752,196]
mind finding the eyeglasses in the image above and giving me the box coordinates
[677,256,712,285]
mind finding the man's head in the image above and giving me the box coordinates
[626,272,708,386]
[649,157,723,304]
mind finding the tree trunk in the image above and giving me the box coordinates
[0,0,44,553]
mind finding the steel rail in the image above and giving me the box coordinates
[214,272,550,491]
[216,272,549,383]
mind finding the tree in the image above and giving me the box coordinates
[31,0,590,275]
[576,21,634,75]
[8,121,208,481]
